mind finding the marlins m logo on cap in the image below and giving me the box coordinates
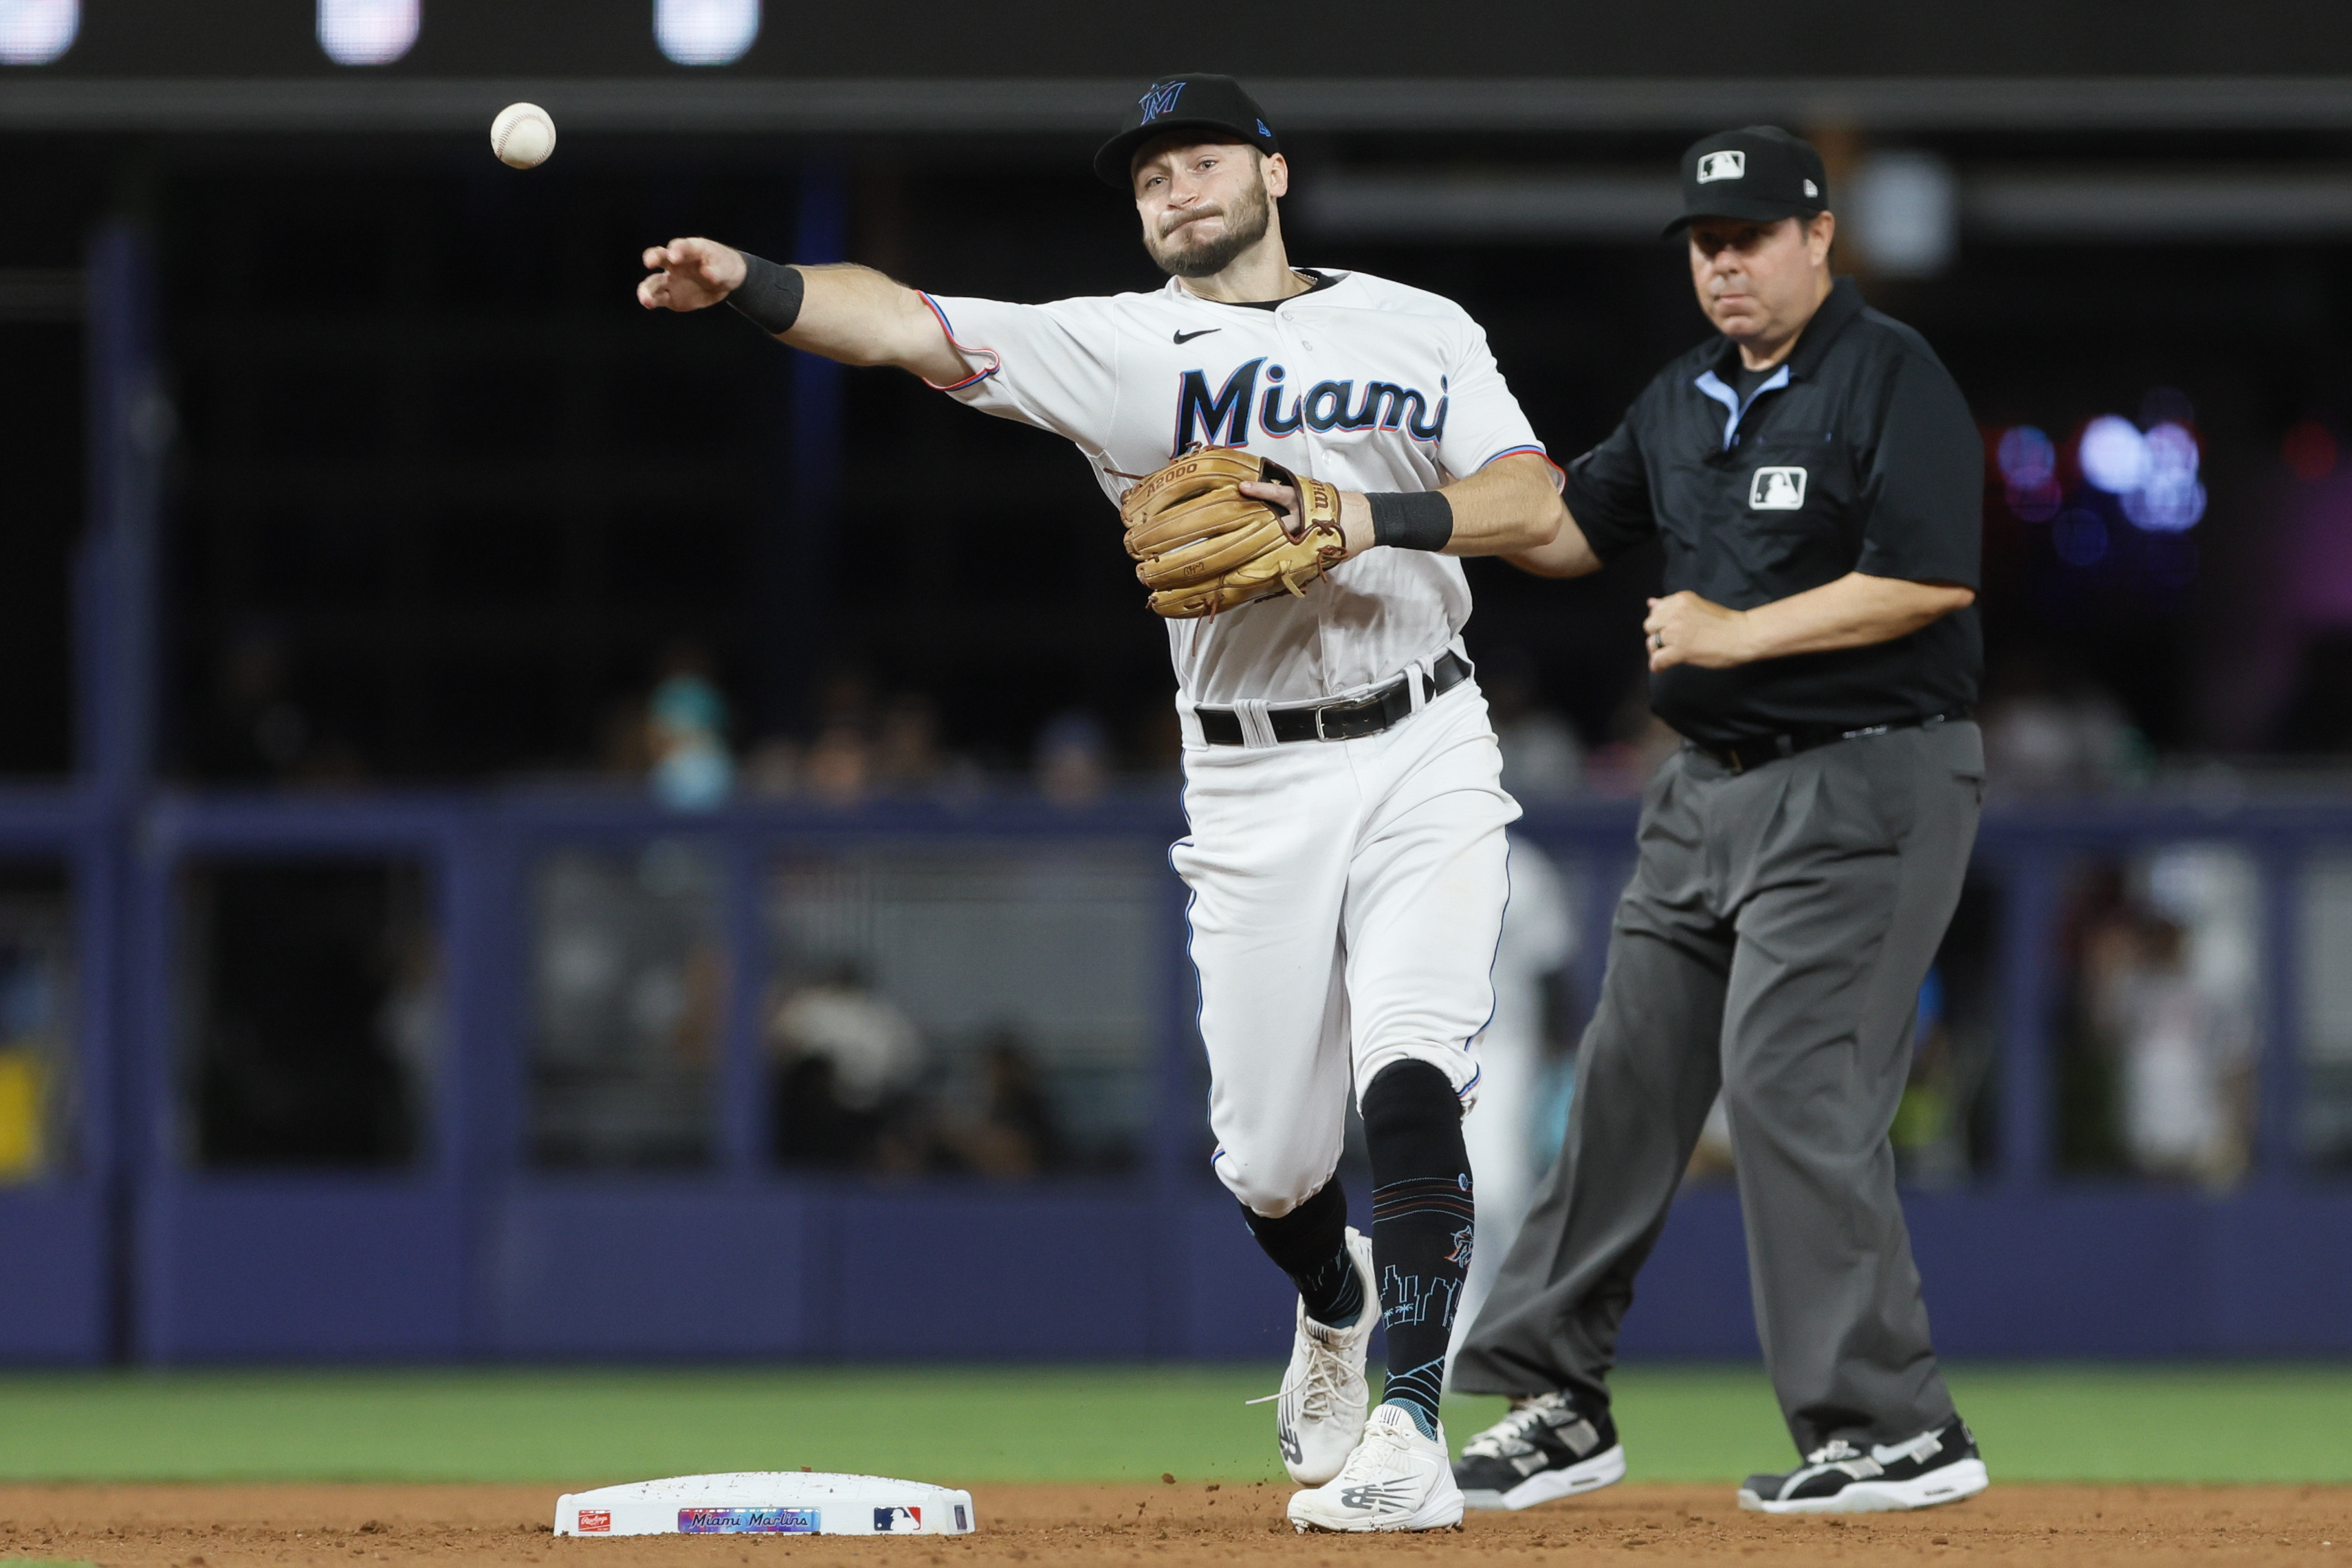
[1697,150,1746,183]
[1139,81,1185,122]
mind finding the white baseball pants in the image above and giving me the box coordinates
[1172,676,1520,1217]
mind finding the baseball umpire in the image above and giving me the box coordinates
[639,75,1564,1532]
[1447,126,1990,1516]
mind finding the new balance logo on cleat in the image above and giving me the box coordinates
[1737,1417,1989,1515]
[1288,1405,1464,1534]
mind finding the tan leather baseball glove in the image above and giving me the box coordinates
[1117,446,1347,619]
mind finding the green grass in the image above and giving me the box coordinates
[0,1365,2344,1487]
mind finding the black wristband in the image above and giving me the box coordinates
[727,251,806,335]
[1367,491,1455,552]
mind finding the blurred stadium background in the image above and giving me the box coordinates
[1,0,2351,1402]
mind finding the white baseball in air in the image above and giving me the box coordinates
[491,102,556,169]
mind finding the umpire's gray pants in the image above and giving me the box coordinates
[1451,719,1983,1456]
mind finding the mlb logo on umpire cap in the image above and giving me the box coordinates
[1697,149,1746,183]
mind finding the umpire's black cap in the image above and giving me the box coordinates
[1663,126,1829,237]
[1094,74,1281,189]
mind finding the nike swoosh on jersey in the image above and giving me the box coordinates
[1173,328,1220,344]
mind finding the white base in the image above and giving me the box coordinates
[554,1472,976,1537]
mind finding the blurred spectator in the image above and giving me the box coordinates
[872,692,944,795]
[740,736,802,798]
[1451,835,1575,1362]
[1978,650,2145,797]
[1480,650,1583,802]
[1036,710,1110,806]
[769,960,927,1170]
[2087,914,2256,1188]
[531,843,724,1167]
[645,643,734,810]
[803,670,877,805]
[2058,846,2261,1186]
[938,1028,1070,1180]
[804,723,872,804]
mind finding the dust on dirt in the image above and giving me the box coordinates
[1,1481,2345,1567]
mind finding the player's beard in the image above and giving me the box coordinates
[1148,175,1274,279]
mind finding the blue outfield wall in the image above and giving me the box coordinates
[6,787,2352,1362]
[59,1180,2352,1365]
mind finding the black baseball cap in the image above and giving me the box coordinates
[1093,74,1281,189]
[1663,126,1829,237]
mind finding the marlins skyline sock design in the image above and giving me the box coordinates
[1361,1061,1475,1437]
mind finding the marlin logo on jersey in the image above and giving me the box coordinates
[1172,360,1447,455]
[1139,82,1185,122]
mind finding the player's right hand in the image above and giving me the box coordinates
[638,237,747,312]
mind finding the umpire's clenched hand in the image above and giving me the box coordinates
[1645,590,1755,672]
[639,238,748,311]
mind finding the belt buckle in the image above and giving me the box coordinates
[1315,691,1377,742]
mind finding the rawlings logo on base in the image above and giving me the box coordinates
[575,1512,610,1534]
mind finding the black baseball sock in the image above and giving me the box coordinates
[1240,1179,1364,1329]
[1361,1061,1475,1440]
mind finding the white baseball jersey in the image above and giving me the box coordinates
[920,271,1552,708]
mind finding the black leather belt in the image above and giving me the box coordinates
[1198,652,1472,746]
[1693,706,1973,775]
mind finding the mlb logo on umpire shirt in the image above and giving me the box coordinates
[1696,150,1746,183]
[1750,467,1806,509]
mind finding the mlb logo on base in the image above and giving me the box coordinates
[873,1507,922,1532]
[1696,149,1746,182]
[576,1512,611,1534]
[1749,467,1807,510]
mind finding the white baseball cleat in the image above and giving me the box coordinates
[1265,1226,1376,1485]
[1286,1402,1466,1534]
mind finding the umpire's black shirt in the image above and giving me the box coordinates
[1563,276,1982,748]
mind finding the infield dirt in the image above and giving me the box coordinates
[1,1482,2345,1567]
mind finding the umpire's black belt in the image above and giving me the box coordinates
[1198,652,1471,746]
[1691,705,1974,775]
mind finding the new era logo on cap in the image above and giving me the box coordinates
[1697,150,1746,183]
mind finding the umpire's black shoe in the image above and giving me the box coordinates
[1453,1391,1625,1510]
[1737,1417,1988,1515]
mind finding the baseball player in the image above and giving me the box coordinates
[639,74,1563,1532]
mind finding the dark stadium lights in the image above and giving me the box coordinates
[0,0,76,64]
